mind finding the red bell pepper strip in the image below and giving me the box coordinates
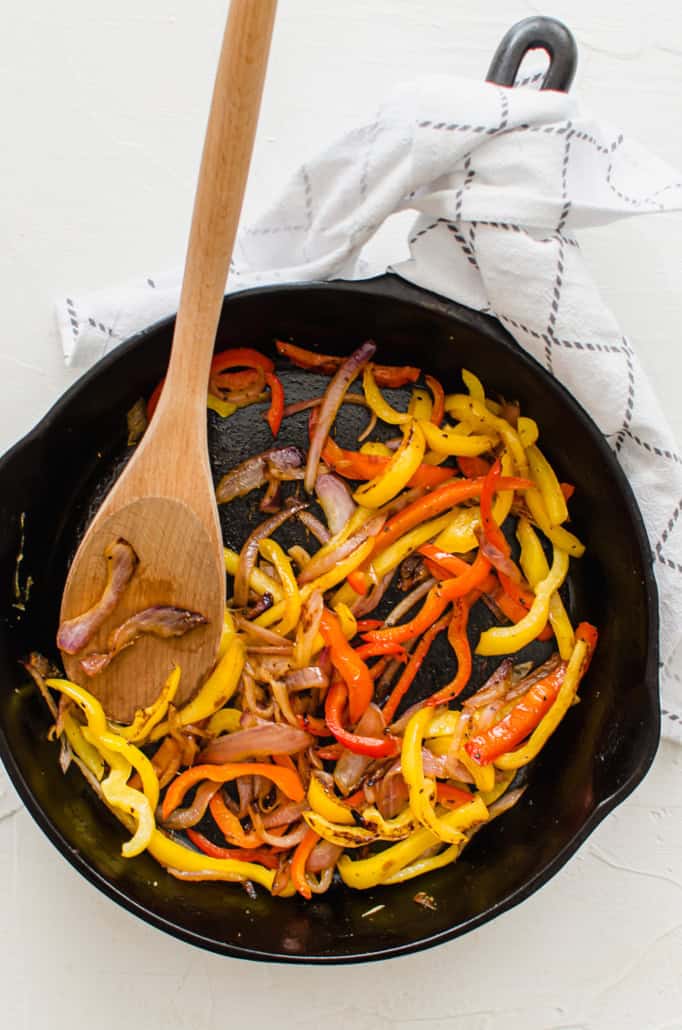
[161,762,304,820]
[423,599,474,706]
[275,340,420,388]
[186,828,280,868]
[342,787,367,808]
[353,641,408,660]
[560,482,576,502]
[290,827,320,899]
[458,456,491,478]
[418,544,471,577]
[576,621,599,668]
[264,371,285,437]
[370,475,532,560]
[315,743,343,761]
[210,347,274,376]
[436,783,472,808]
[382,613,451,724]
[321,434,455,488]
[355,619,383,633]
[147,378,165,420]
[365,550,492,645]
[464,662,568,765]
[213,367,263,391]
[297,713,332,737]
[319,608,374,724]
[325,680,400,757]
[425,374,445,425]
[480,458,509,554]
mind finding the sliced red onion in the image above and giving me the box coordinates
[233,498,307,608]
[384,577,436,626]
[261,801,306,829]
[463,658,513,711]
[271,679,300,728]
[80,605,207,676]
[285,666,328,691]
[351,569,396,617]
[479,534,520,582]
[315,473,356,536]
[294,590,324,668]
[250,809,308,849]
[488,786,526,819]
[162,781,220,830]
[216,447,305,505]
[245,645,294,656]
[57,538,138,655]
[236,775,255,817]
[298,514,385,586]
[505,654,562,702]
[260,477,282,513]
[307,840,343,873]
[235,615,292,648]
[297,510,331,544]
[199,722,312,764]
[304,341,376,492]
[357,410,377,444]
[22,652,58,720]
[279,393,367,420]
[308,866,335,893]
[333,702,385,795]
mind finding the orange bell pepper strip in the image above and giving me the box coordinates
[464,662,568,765]
[297,713,332,737]
[365,550,492,645]
[425,374,445,425]
[186,829,281,869]
[370,475,532,560]
[560,482,576,501]
[321,435,455,488]
[208,792,263,848]
[353,641,408,660]
[264,371,285,437]
[210,347,274,377]
[275,340,420,388]
[458,456,491,478]
[290,827,320,899]
[347,569,368,595]
[146,378,164,419]
[418,544,471,577]
[424,599,474,706]
[355,618,383,633]
[382,613,451,724]
[319,607,374,724]
[213,367,263,391]
[325,680,400,757]
[162,762,305,820]
[436,783,472,808]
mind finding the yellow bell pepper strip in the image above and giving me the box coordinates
[458,748,496,792]
[87,729,160,814]
[322,432,454,488]
[299,537,375,601]
[380,839,468,885]
[517,516,575,660]
[402,707,489,842]
[206,707,242,736]
[61,711,105,780]
[461,368,485,401]
[427,708,461,737]
[150,636,245,742]
[476,545,570,656]
[362,365,411,425]
[333,601,357,640]
[161,760,305,821]
[353,421,426,508]
[147,829,275,890]
[258,538,300,636]
[308,772,355,825]
[223,547,283,601]
[290,828,320,899]
[46,677,108,736]
[495,622,597,770]
[517,416,539,448]
[207,394,237,418]
[319,607,373,723]
[526,444,568,526]
[524,488,585,557]
[325,680,400,757]
[217,609,236,660]
[425,375,445,425]
[418,419,496,457]
[99,751,155,858]
[465,661,568,765]
[479,768,516,806]
[359,441,392,457]
[303,807,416,846]
[111,666,180,744]
[445,394,528,474]
[408,386,433,421]
[434,451,518,553]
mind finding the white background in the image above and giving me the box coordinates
[1,2,681,1028]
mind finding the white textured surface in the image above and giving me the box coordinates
[1,1,681,1026]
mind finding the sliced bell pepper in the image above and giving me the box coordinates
[382,613,451,724]
[362,365,410,425]
[418,419,496,457]
[291,828,320,899]
[259,538,300,636]
[186,829,280,869]
[423,598,474,706]
[526,444,568,526]
[425,375,445,425]
[319,607,373,723]
[353,421,427,508]
[324,680,400,757]
[458,455,491,478]
[321,434,454,488]
[161,761,305,821]
[275,340,420,387]
[308,772,355,825]
[264,372,285,437]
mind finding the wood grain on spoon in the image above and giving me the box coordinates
[59,0,278,722]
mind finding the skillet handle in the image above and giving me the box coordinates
[486,16,577,93]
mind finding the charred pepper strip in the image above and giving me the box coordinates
[324,681,400,757]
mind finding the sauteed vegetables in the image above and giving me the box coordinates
[31,341,597,899]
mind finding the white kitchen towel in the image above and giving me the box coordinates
[56,66,682,742]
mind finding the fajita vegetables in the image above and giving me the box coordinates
[29,340,597,899]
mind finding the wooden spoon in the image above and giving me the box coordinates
[59,0,278,722]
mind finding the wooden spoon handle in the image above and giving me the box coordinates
[159,0,277,415]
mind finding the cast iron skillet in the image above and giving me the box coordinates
[0,17,659,963]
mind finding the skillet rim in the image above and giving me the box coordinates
[0,272,660,963]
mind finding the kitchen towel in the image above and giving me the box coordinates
[56,62,682,742]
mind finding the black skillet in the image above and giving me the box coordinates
[0,17,659,963]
